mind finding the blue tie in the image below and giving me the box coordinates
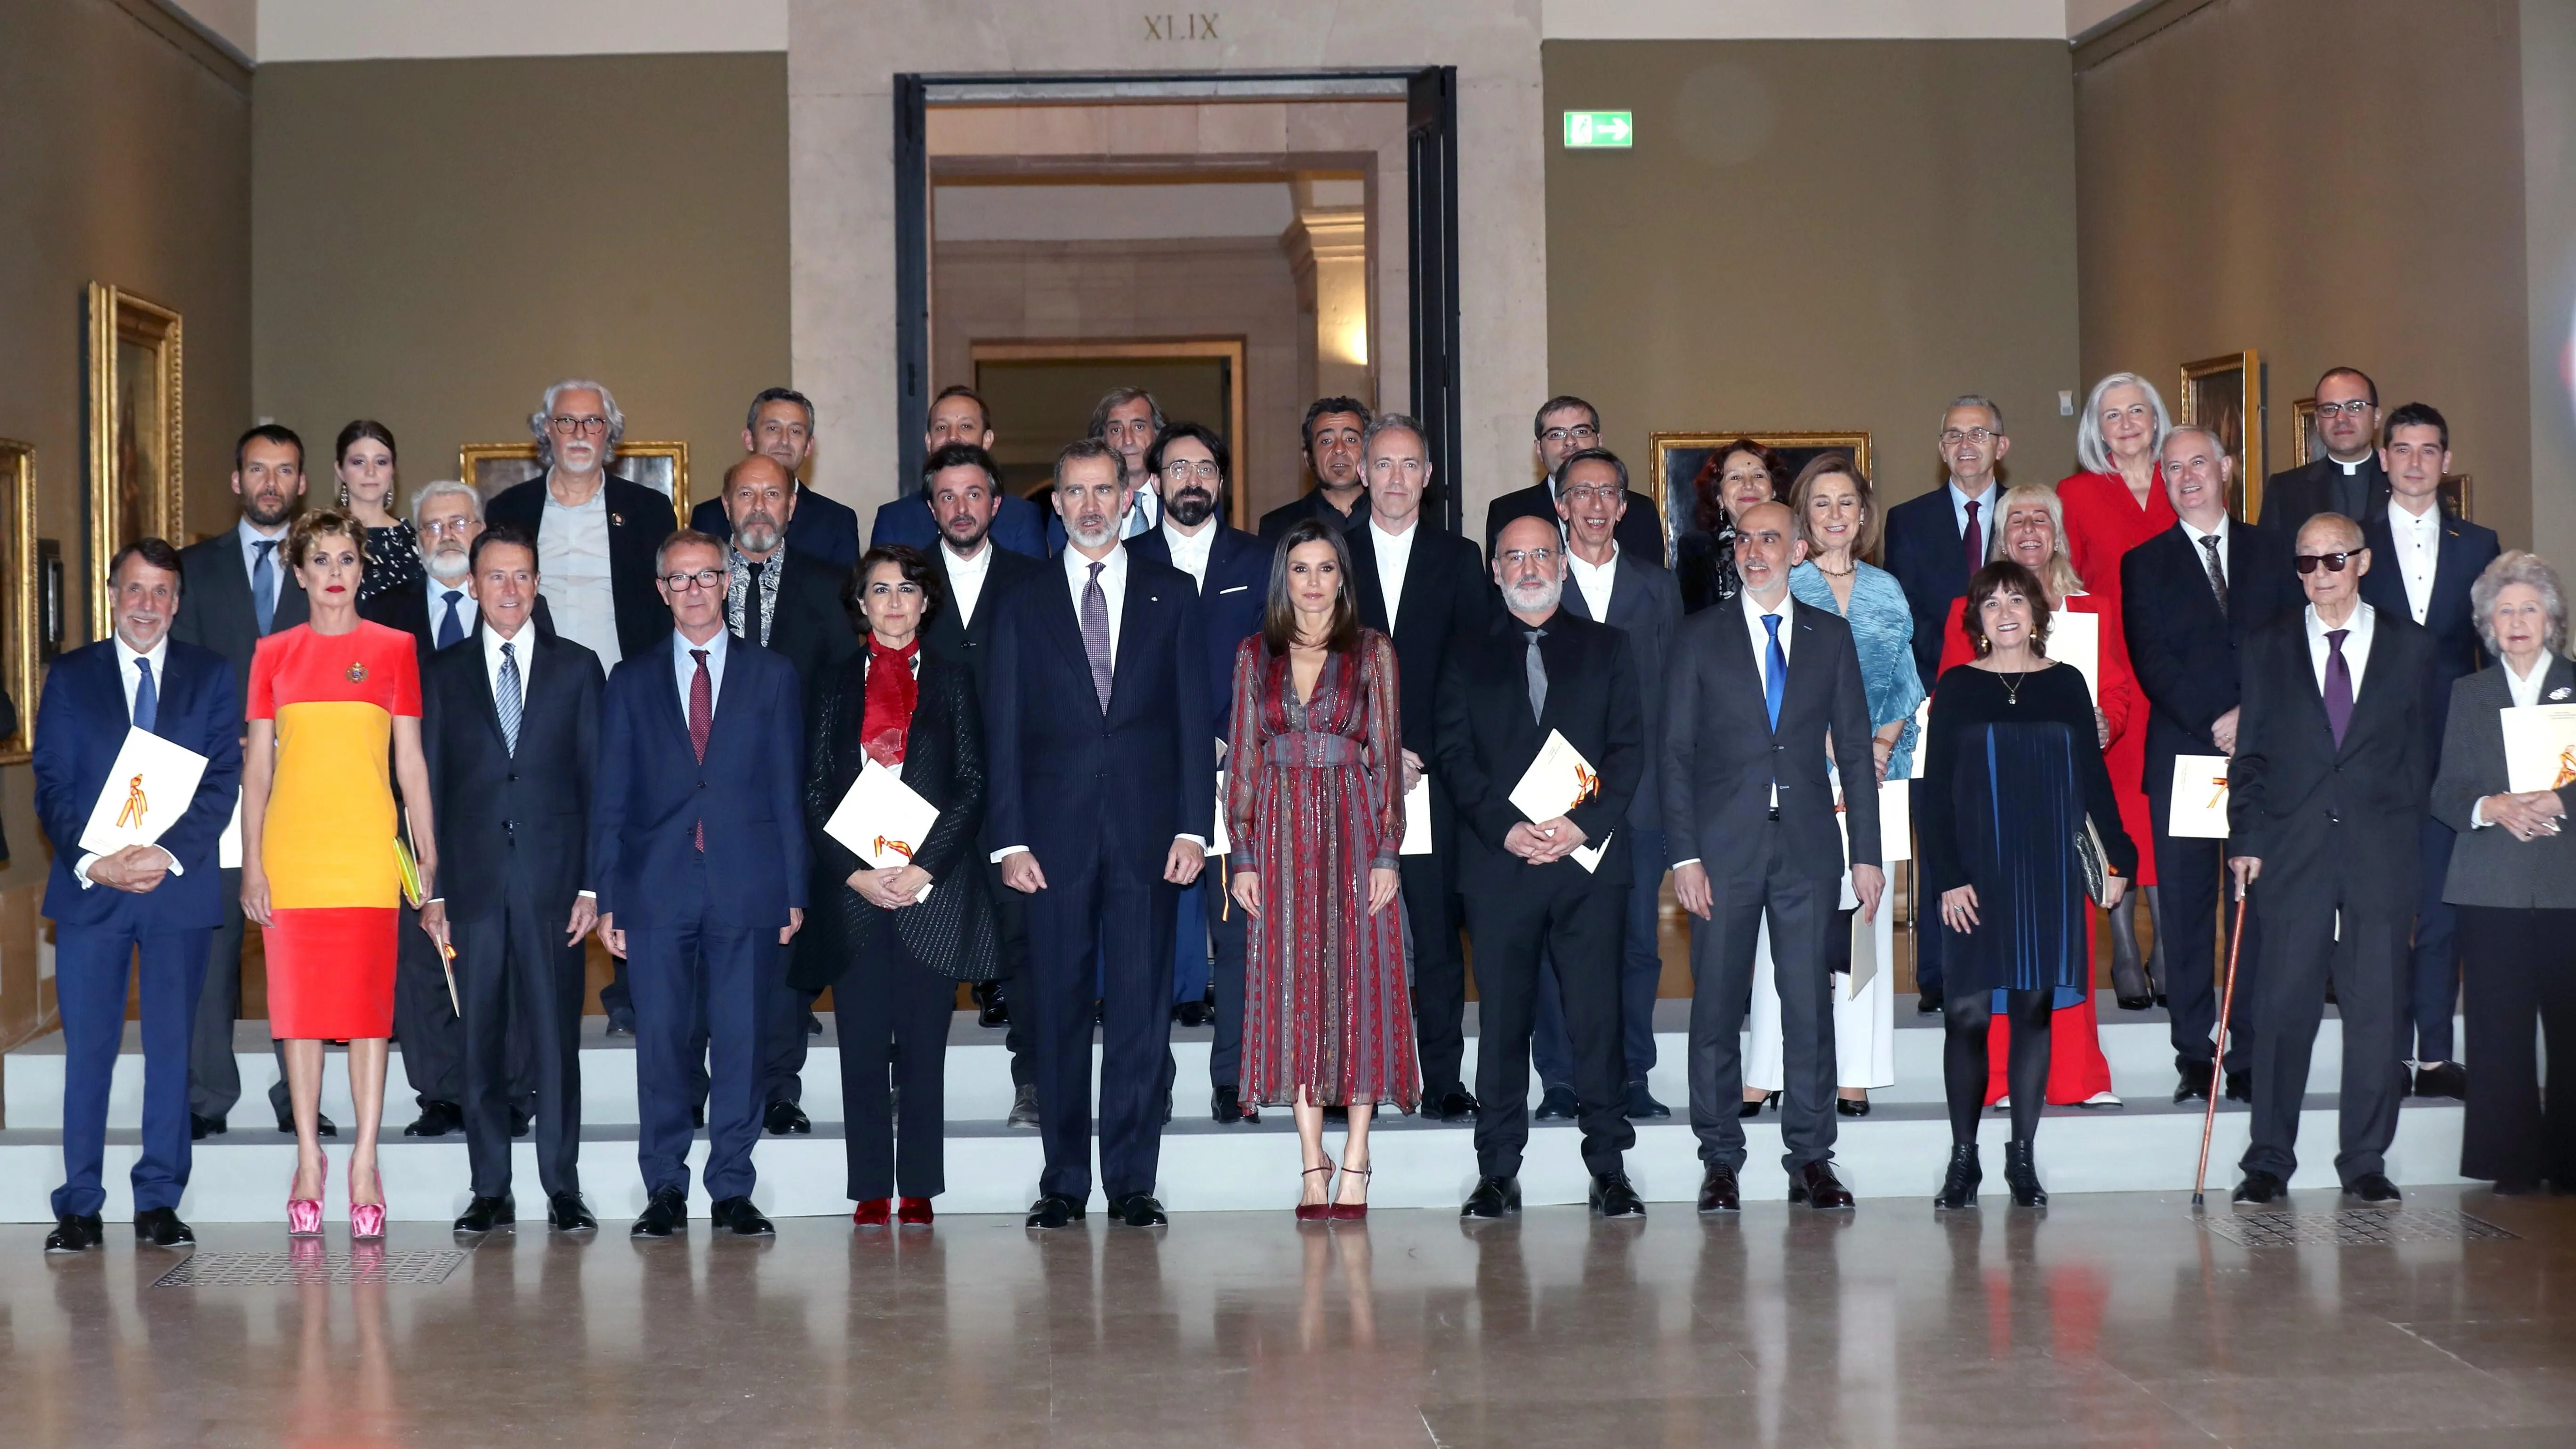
[252,539,279,635]
[133,657,158,735]
[436,589,466,649]
[1763,613,1786,731]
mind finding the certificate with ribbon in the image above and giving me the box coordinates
[2500,703,2576,793]
[1507,729,1611,873]
[78,727,213,857]
[2167,754,2234,838]
[824,758,939,903]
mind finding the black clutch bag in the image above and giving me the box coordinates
[2075,814,2111,905]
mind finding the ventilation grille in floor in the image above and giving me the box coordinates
[2198,1208,2520,1248]
[152,1249,468,1287]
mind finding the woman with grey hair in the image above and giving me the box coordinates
[2056,373,2175,596]
[2431,550,2576,1192]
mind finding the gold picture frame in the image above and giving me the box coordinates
[87,283,184,640]
[0,439,38,765]
[457,441,691,526]
[1648,432,1874,564]
[2178,351,2263,522]
[2290,396,2318,468]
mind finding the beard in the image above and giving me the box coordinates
[244,489,294,528]
[1067,514,1119,549]
[735,513,782,555]
[939,509,991,550]
[1503,575,1562,614]
[1166,485,1217,528]
[422,543,470,582]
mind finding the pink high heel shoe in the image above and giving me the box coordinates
[349,1161,386,1241]
[287,1196,324,1238]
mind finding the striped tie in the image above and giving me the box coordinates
[495,640,522,756]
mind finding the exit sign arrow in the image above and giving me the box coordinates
[1562,111,1633,148]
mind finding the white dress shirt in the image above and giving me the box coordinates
[1675,588,1796,869]
[1568,544,1619,622]
[75,633,182,886]
[537,478,621,668]
[235,516,289,582]
[1368,518,1418,633]
[424,571,479,643]
[1948,479,1998,542]
[1160,520,1216,591]
[483,617,536,698]
[2304,602,2376,700]
[672,624,729,715]
[1062,543,1129,660]
[2384,499,2440,625]
[943,538,994,629]
[2180,513,2231,586]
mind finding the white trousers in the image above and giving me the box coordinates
[1743,895,1897,1092]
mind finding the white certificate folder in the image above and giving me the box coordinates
[79,728,213,856]
[822,759,938,903]
[1509,729,1610,873]
[2167,754,2233,838]
[2500,704,2576,793]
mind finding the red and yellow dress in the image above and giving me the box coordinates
[247,620,420,1040]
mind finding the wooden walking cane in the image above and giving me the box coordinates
[2191,880,2250,1207]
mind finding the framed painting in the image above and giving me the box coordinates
[1648,431,1873,564]
[2178,351,2263,522]
[458,441,691,526]
[2290,395,2319,467]
[0,440,36,764]
[86,283,185,640]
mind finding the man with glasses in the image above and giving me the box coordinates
[690,388,862,570]
[2266,368,2389,529]
[488,379,673,674]
[1258,397,1373,540]
[870,386,1047,557]
[1483,396,1665,562]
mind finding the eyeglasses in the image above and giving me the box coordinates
[2294,551,2358,574]
[548,415,610,437]
[1160,460,1223,481]
[2312,400,2375,420]
[420,517,477,538]
[1499,548,1559,567]
[660,568,726,591]
[1539,426,1601,446]
[1562,484,1623,504]
[1940,428,1999,447]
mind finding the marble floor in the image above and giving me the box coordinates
[4,1186,2573,1448]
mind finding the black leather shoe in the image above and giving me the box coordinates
[1589,1171,1647,1218]
[453,1194,516,1233]
[1460,1175,1521,1219]
[2343,1172,2402,1203]
[710,1196,775,1236]
[1739,1091,1778,1119]
[631,1187,688,1237]
[1788,1161,1855,1209]
[1836,1095,1872,1117]
[1933,1144,1981,1210]
[190,1113,225,1141]
[403,1100,464,1137]
[765,1101,812,1135]
[1108,1192,1168,1227]
[1211,1086,1260,1125]
[509,1105,532,1139]
[2173,1061,2215,1103]
[977,992,1010,1029]
[44,1213,104,1254]
[548,1192,598,1232]
[2230,1169,2288,1205]
[278,1110,340,1137]
[1426,1089,1480,1122]
[1533,1085,1578,1121]
[1173,1000,1214,1028]
[2223,1071,2252,1104]
[2413,1063,2467,1100]
[1915,988,1943,1015]
[1624,1082,1672,1119]
[1697,1164,1740,1213]
[805,1011,824,1037]
[1025,1194,1087,1230]
[2115,994,2156,1011]
[604,1010,636,1038]
[132,1207,194,1248]
[2004,1140,2047,1207]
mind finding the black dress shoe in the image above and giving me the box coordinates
[278,1110,340,1137]
[133,1207,194,1248]
[403,1100,464,1137]
[1173,1000,1214,1028]
[710,1196,775,1236]
[1916,988,1944,1015]
[1025,1194,1087,1229]
[190,1113,225,1141]
[2004,1140,2048,1207]
[631,1187,689,1238]
[1426,1089,1480,1122]
[509,1105,532,1139]
[1589,1171,1647,1218]
[2115,994,2156,1011]
[1460,1175,1521,1218]
[978,989,1010,1027]
[2343,1172,2402,1203]
[1697,1164,1741,1213]
[2172,1061,2215,1103]
[1836,1095,1872,1117]
[1108,1192,1168,1227]
[604,1010,636,1038]
[1739,1091,1778,1119]
[1933,1144,1980,1210]
[805,1011,824,1037]
[453,1194,516,1233]
[1624,1082,1672,1119]
[2230,1169,2288,1205]
[44,1213,104,1254]
[548,1192,598,1232]
[1533,1085,1579,1121]
[2413,1062,2467,1100]
[1210,1086,1260,1125]
[2223,1071,2252,1103]
[1788,1161,1855,1209]
[764,1101,812,1135]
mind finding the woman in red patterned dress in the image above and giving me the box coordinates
[1227,519,1413,1221]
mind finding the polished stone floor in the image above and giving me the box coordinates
[4,1186,2572,1448]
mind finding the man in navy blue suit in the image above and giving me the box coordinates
[869,386,1047,557]
[592,530,808,1239]
[34,539,242,1252]
[987,438,1214,1228]
[1125,423,1269,1122]
[2358,402,2499,1100]
[688,388,862,571]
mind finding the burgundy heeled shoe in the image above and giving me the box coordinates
[896,1197,934,1227]
[1328,1163,1372,1221]
[852,1198,892,1228]
[349,1161,386,1240]
[1293,1157,1336,1222]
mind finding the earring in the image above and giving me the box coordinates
[1974,634,1992,658]
[337,484,350,509]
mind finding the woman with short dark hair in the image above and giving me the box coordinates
[1674,440,1784,614]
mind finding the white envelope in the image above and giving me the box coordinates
[2051,608,2101,703]
[79,728,213,856]
[2500,704,2576,793]
[2168,754,2234,838]
[823,759,938,903]
[1400,773,1433,855]
[1846,908,1879,998]
[1833,777,1911,864]
[1510,729,1609,872]
[1211,771,1231,856]
[218,795,243,869]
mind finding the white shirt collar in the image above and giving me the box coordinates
[1368,513,1420,546]
[2336,454,2370,475]
[1948,478,1996,509]
[1567,543,1618,579]
[1062,541,1126,587]
[2388,496,2440,531]
[2505,655,2551,709]
[674,624,728,673]
[113,629,170,678]
[2180,513,2230,548]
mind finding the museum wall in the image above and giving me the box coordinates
[1541,39,2084,528]
[250,52,790,522]
[2522,0,2576,567]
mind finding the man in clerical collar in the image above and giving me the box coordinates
[2266,367,2390,527]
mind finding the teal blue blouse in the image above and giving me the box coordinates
[1789,560,1925,779]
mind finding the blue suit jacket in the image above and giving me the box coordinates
[1126,523,1271,743]
[2359,507,2499,757]
[692,484,863,572]
[33,638,242,930]
[869,491,1046,560]
[1882,487,1978,695]
[983,551,1214,882]
[590,633,809,931]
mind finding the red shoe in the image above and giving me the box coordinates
[852,1198,892,1228]
[896,1197,934,1227]
[287,1197,324,1238]
[1328,1163,1372,1222]
[1293,1157,1336,1222]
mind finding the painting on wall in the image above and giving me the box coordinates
[1648,431,1874,565]
[2290,395,2319,467]
[86,283,185,640]
[2178,351,2263,522]
[0,440,37,765]
[458,441,691,526]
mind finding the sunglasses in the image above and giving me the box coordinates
[2294,551,2358,574]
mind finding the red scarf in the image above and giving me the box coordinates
[860,636,920,768]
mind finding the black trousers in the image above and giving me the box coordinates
[2152,804,2259,1074]
[2403,817,2462,1063]
[1024,855,1177,1202]
[1463,873,1633,1181]
[2456,906,2576,1186]
[1909,779,1945,998]
[190,868,291,1122]
[454,890,586,1199]
[1205,866,1249,1090]
[836,922,956,1200]
[2239,885,2408,1186]
[1683,823,1839,1174]
[1403,852,1471,1098]
[987,856,1035,1088]
[394,901,464,1107]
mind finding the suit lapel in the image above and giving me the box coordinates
[1035,564,1101,716]
[1109,576,1162,719]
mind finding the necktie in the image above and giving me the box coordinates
[2199,534,2230,616]
[252,539,278,635]
[1080,561,1114,712]
[1522,628,1548,723]
[737,558,766,643]
[436,589,466,649]
[1960,499,1983,580]
[2323,628,2354,747]
[1763,613,1787,732]
[132,657,158,735]
[688,647,712,850]
[496,640,523,756]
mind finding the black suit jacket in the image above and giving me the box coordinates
[361,574,557,659]
[736,548,858,702]
[2228,610,2432,906]
[1433,609,1645,894]
[1127,523,1271,743]
[1560,553,1684,831]
[485,473,676,665]
[1882,486,1983,696]
[2358,507,2500,756]
[923,542,1044,692]
[1349,525,1489,761]
[2119,519,2300,800]
[690,484,864,572]
[420,623,604,923]
[1482,482,1665,564]
[171,523,311,723]
[1256,487,1368,542]
[2264,455,2389,531]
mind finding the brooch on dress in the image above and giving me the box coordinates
[611,512,626,527]
[346,660,369,682]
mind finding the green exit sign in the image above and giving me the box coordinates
[1562,111,1633,148]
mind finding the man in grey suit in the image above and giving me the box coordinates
[1663,501,1882,1212]
[1530,449,1683,1121]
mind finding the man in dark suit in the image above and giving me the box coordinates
[170,424,311,1137]
[1663,502,1881,1213]
[485,379,676,675]
[1481,396,1664,564]
[2264,367,2388,529]
[1437,515,1648,1219]
[591,530,809,1238]
[419,526,606,1235]
[867,386,1046,558]
[985,439,1213,1229]
[2358,402,2498,1101]
[2227,511,2433,1204]
[1346,414,1490,1121]
[34,539,242,1252]
[1126,423,1268,1119]
[689,388,862,571]
[1256,397,1372,540]
[2121,425,2301,1105]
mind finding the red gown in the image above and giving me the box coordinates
[2055,467,2175,620]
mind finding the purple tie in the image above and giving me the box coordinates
[1961,499,1983,579]
[2323,629,2354,747]
[1080,561,1113,712]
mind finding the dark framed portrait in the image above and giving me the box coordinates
[1648,431,1874,563]
[2179,351,2264,522]
[86,282,184,642]
[458,440,691,527]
